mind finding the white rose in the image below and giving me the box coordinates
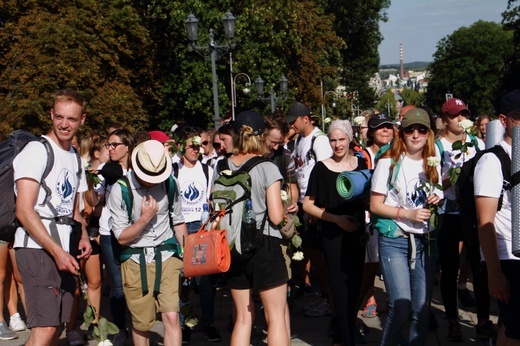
[427,156,440,167]
[353,116,365,126]
[199,147,205,155]
[98,340,113,346]
[191,136,202,146]
[280,190,289,203]
[323,117,332,124]
[221,169,232,176]
[459,119,474,132]
[292,251,304,261]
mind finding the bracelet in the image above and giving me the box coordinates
[396,207,403,221]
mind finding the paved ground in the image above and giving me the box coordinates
[3,271,498,346]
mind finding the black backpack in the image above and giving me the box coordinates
[0,130,53,242]
[456,145,511,240]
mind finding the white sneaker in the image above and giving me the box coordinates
[0,321,18,340]
[66,330,85,346]
[9,313,27,332]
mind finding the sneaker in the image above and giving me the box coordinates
[448,321,463,342]
[112,330,127,346]
[66,330,85,346]
[458,288,476,308]
[8,313,27,332]
[182,327,191,344]
[476,320,497,340]
[205,326,222,342]
[0,321,18,340]
[304,301,331,317]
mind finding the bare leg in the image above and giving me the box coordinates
[260,283,289,346]
[132,327,150,346]
[25,326,59,346]
[9,248,26,314]
[161,311,181,346]
[230,288,254,346]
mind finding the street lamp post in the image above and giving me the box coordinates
[254,76,288,113]
[230,71,252,121]
[322,90,339,131]
[185,12,237,128]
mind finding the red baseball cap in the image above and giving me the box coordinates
[441,98,471,116]
[148,130,170,143]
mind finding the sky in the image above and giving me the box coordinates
[378,0,507,65]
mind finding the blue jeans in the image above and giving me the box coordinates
[182,221,218,328]
[379,234,438,346]
[100,234,127,330]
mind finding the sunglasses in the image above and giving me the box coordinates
[201,140,209,146]
[104,142,125,149]
[403,126,428,136]
[213,142,221,149]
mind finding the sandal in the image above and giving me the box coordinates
[361,299,377,318]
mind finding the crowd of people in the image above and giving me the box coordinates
[1,88,520,346]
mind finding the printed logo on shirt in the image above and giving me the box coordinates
[180,181,205,206]
[55,168,76,214]
[405,178,428,209]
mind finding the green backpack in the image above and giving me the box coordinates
[116,175,180,296]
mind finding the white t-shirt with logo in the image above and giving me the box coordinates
[13,135,87,251]
[371,155,443,234]
[176,161,213,223]
[292,127,332,203]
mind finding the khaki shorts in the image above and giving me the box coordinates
[121,255,182,331]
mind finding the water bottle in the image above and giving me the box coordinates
[241,200,257,253]
[200,203,210,224]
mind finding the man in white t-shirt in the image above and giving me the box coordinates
[13,89,91,345]
[475,90,520,344]
[172,126,220,343]
[286,101,332,307]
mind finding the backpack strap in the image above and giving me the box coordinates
[487,145,511,210]
[117,176,134,224]
[172,162,179,178]
[435,139,445,168]
[468,134,481,152]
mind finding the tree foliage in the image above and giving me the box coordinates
[425,20,513,116]
[0,0,156,135]
[321,0,390,110]
[501,0,520,92]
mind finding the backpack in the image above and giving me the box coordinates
[210,156,270,254]
[0,130,54,242]
[435,134,481,168]
[295,131,326,162]
[456,145,511,240]
[352,144,372,170]
[116,175,178,228]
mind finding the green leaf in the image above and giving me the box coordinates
[454,153,462,160]
[291,234,302,248]
[452,141,463,150]
[107,322,119,335]
[83,305,95,325]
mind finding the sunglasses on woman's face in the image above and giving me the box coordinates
[213,142,221,149]
[403,126,428,136]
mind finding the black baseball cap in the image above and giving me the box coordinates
[501,90,520,115]
[368,113,395,129]
[232,110,265,135]
[286,102,311,123]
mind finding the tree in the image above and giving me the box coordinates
[500,0,520,93]
[425,20,513,116]
[320,0,390,109]
[0,0,155,135]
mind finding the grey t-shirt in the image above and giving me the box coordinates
[227,158,283,238]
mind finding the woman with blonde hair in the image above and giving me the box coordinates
[222,110,288,346]
[370,108,443,345]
